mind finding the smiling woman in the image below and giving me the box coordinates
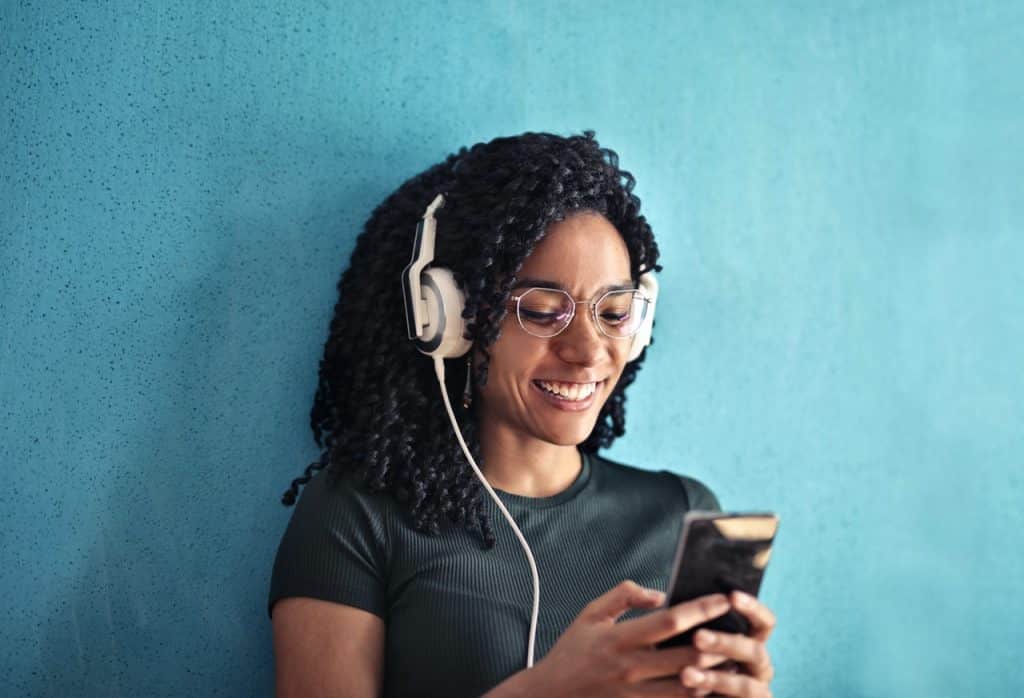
[475,212,641,490]
[268,131,777,698]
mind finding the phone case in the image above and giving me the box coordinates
[656,511,779,648]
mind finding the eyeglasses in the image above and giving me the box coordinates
[507,287,651,339]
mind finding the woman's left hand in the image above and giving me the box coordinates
[680,590,776,697]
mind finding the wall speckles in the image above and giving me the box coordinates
[2,2,1022,696]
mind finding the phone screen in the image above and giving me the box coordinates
[656,511,779,648]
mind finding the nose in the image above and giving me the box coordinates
[552,303,605,365]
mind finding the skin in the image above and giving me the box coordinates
[475,211,634,497]
[498,585,778,698]
[476,212,777,697]
[272,211,776,698]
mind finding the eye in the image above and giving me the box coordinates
[600,311,630,325]
[521,309,563,325]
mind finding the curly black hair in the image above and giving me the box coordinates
[280,130,662,549]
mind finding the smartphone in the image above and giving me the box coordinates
[656,511,779,648]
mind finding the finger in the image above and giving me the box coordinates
[615,593,731,647]
[730,592,777,642]
[620,677,707,697]
[682,666,772,698]
[693,629,770,674]
[623,645,730,683]
[578,580,666,624]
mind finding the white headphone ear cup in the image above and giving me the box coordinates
[417,267,472,358]
[627,273,658,363]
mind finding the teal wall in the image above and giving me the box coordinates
[3,1,1021,696]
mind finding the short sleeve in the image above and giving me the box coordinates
[267,468,390,620]
[675,474,722,513]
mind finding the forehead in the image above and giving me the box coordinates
[516,212,632,285]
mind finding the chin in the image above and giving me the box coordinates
[541,434,587,447]
[541,422,599,447]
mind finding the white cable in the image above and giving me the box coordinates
[433,356,541,669]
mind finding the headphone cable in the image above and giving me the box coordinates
[432,355,541,669]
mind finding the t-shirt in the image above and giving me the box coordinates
[267,450,720,698]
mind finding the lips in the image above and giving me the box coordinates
[530,378,606,412]
[534,379,598,400]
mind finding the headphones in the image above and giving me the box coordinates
[401,193,658,361]
[399,192,658,669]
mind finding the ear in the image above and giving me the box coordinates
[626,272,658,363]
[418,267,472,358]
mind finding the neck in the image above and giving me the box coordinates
[477,428,583,498]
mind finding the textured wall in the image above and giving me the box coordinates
[2,1,1022,696]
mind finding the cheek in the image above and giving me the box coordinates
[490,319,536,363]
[479,331,541,392]
[604,346,631,385]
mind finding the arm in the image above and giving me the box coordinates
[272,597,385,698]
[268,470,392,696]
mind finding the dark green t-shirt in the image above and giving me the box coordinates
[268,450,720,697]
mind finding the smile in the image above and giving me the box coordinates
[534,380,599,401]
[530,379,606,412]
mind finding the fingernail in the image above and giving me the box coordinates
[695,629,716,647]
[647,588,665,601]
[683,668,706,686]
[733,591,751,608]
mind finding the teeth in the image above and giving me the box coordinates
[537,380,597,401]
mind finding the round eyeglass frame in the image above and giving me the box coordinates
[507,287,651,339]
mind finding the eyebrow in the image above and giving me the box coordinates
[511,277,636,294]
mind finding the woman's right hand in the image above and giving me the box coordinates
[524,580,769,698]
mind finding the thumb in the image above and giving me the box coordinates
[579,580,665,624]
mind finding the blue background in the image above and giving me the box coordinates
[2,1,1022,696]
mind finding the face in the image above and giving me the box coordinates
[475,211,635,447]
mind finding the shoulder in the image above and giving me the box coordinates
[268,466,397,619]
[591,452,721,512]
[283,466,399,549]
[298,466,396,514]
[672,473,721,512]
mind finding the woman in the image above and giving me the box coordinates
[268,131,776,697]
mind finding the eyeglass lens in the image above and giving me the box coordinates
[516,289,646,338]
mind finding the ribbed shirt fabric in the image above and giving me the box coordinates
[268,450,720,698]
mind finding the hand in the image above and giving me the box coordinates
[680,590,776,698]
[524,580,742,697]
